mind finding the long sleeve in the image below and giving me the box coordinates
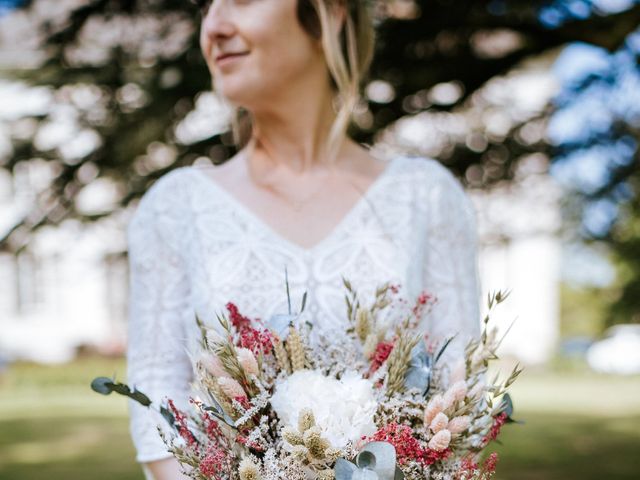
[420,164,481,376]
[126,176,194,463]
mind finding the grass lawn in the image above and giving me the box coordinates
[0,357,639,479]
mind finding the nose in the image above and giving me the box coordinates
[201,0,236,41]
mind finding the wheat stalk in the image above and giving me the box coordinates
[385,333,420,396]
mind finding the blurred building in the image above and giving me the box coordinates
[0,160,129,363]
[471,155,562,365]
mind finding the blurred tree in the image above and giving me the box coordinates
[545,16,640,327]
[0,0,639,277]
[604,180,640,327]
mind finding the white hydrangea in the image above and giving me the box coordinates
[270,369,378,449]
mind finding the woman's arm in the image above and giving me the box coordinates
[420,164,481,374]
[142,457,191,480]
[126,173,195,477]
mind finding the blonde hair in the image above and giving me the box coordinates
[220,0,376,164]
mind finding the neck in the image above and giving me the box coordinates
[245,80,346,175]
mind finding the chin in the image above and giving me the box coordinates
[216,83,262,109]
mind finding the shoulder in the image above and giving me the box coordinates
[395,155,467,197]
[397,155,477,221]
[127,167,193,238]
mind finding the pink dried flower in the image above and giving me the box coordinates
[236,347,259,376]
[424,394,445,426]
[444,380,467,408]
[429,412,449,433]
[450,359,466,384]
[200,353,227,378]
[217,377,246,400]
[447,415,471,434]
[428,429,451,451]
[411,290,434,318]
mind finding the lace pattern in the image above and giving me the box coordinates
[125,155,480,462]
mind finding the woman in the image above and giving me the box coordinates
[126,0,481,478]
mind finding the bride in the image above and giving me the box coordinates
[126,0,481,478]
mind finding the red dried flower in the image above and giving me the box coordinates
[240,326,274,355]
[226,302,252,330]
[225,302,274,354]
[369,341,394,374]
[482,412,508,446]
[364,422,451,466]
[482,452,499,473]
[168,399,199,452]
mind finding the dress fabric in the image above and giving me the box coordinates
[125,155,481,463]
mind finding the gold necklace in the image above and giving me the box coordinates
[261,171,337,212]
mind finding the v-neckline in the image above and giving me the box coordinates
[187,156,404,255]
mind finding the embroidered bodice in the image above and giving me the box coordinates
[125,155,481,463]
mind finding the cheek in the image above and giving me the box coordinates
[199,28,213,67]
[250,23,319,81]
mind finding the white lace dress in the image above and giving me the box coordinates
[125,154,481,464]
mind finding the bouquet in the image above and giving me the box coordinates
[92,277,521,480]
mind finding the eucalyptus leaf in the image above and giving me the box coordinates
[160,405,176,428]
[404,341,432,396]
[203,404,237,428]
[130,389,152,407]
[90,377,151,407]
[500,393,524,424]
[335,442,399,480]
[356,451,376,469]
[353,470,378,480]
[90,376,114,395]
[501,393,514,417]
[335,459,358,479]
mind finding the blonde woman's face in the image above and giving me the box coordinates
[199,0,326,106]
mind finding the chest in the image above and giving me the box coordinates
[180,171,429,337]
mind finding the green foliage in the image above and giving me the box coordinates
[560,282,613,337]
[2,0,640,252]
[606,193,640,327]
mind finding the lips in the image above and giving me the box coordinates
[215,52,249,62]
